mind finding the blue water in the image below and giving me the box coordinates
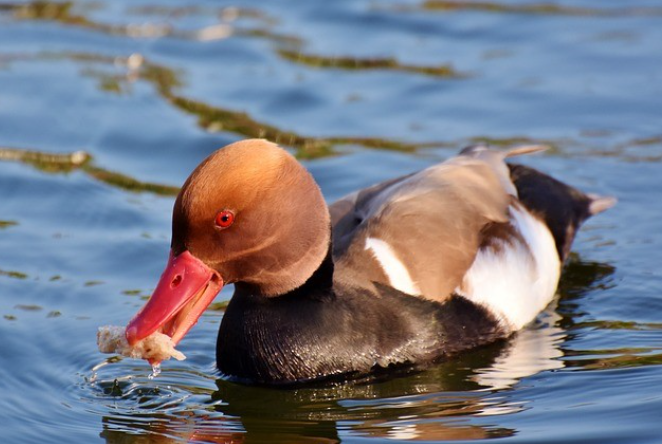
[1,1,661,442]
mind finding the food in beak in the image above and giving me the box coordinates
[98,250,223,366]
[97,325,186,362]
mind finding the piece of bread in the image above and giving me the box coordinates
[97,325,186,362]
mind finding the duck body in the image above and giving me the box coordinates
[217,264,504,384]
[124,139,614,385]
[216,151,609,384]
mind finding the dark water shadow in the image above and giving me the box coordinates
[276,49,469,80]
[94,255,624,443]
[410,1,662,17]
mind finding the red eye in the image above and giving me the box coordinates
[215,210,235,229]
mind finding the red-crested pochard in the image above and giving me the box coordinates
[125,139,615,384]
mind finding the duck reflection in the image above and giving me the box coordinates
[99,256,615,443]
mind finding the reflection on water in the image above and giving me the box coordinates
[276,49,467,79]
[1,49,659,203]
[86,256,626,443]
[473,306,564,392]
[0,145,180,195]
[417,1,662,16]
[3,1,302,44]
[0,50,438,158]
[2,46,660,187]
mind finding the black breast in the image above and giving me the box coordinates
[216,282,504,385]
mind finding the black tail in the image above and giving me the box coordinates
[508,164,615,261]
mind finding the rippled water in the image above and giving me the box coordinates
[1,1,661,443]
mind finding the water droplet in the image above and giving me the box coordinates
[148,363,161,380]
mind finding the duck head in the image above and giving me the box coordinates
[125,139,331,349]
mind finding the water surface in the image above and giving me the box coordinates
[1,1,661,443]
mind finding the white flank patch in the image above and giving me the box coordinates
[457,205,561,331]
[365,237,420,295]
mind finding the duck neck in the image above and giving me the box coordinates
[234,240,335,300]
[287,241,335,299]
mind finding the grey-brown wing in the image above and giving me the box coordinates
[330,158,512,302]
[330,173,414,255]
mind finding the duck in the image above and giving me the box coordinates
[124,138,615,384]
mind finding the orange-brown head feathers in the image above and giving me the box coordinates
[172,139,331,296]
